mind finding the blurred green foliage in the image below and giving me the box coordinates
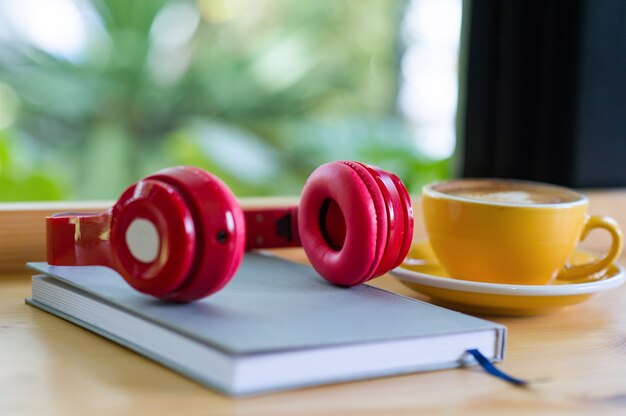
[0,0,451,201]
[0,131,65,200]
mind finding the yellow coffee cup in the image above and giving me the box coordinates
[422,178,623,285]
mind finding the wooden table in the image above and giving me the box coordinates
[2,192,626,415]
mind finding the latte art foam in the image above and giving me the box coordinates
[432,180,581,205]
[451,191,540,204]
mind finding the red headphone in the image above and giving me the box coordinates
[46,161,413,302]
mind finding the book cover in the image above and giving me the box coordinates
[27,253,506,396]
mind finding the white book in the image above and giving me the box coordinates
[27,253,506,396]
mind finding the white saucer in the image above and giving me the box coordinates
[391,241,625,316]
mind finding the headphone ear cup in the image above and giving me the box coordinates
[354,163,414,277]
[144,167,246,302]
[110,179,198,298]
[298,161,389,286]
[384,170,414,269]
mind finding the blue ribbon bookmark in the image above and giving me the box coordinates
[465,349,528,387]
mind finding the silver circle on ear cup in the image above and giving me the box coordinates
[125,218,161,264]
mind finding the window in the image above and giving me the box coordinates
[0,0,463,201]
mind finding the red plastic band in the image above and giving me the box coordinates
[244,207,301,250]
[47,211,114,268]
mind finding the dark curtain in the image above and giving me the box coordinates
[460,0,626,187]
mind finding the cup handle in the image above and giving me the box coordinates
[557,215,623,281]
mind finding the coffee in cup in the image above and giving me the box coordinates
[422,179,623,285]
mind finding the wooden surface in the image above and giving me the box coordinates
[1,192,626,415]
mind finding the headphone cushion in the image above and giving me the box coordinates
[298,161,388,286]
